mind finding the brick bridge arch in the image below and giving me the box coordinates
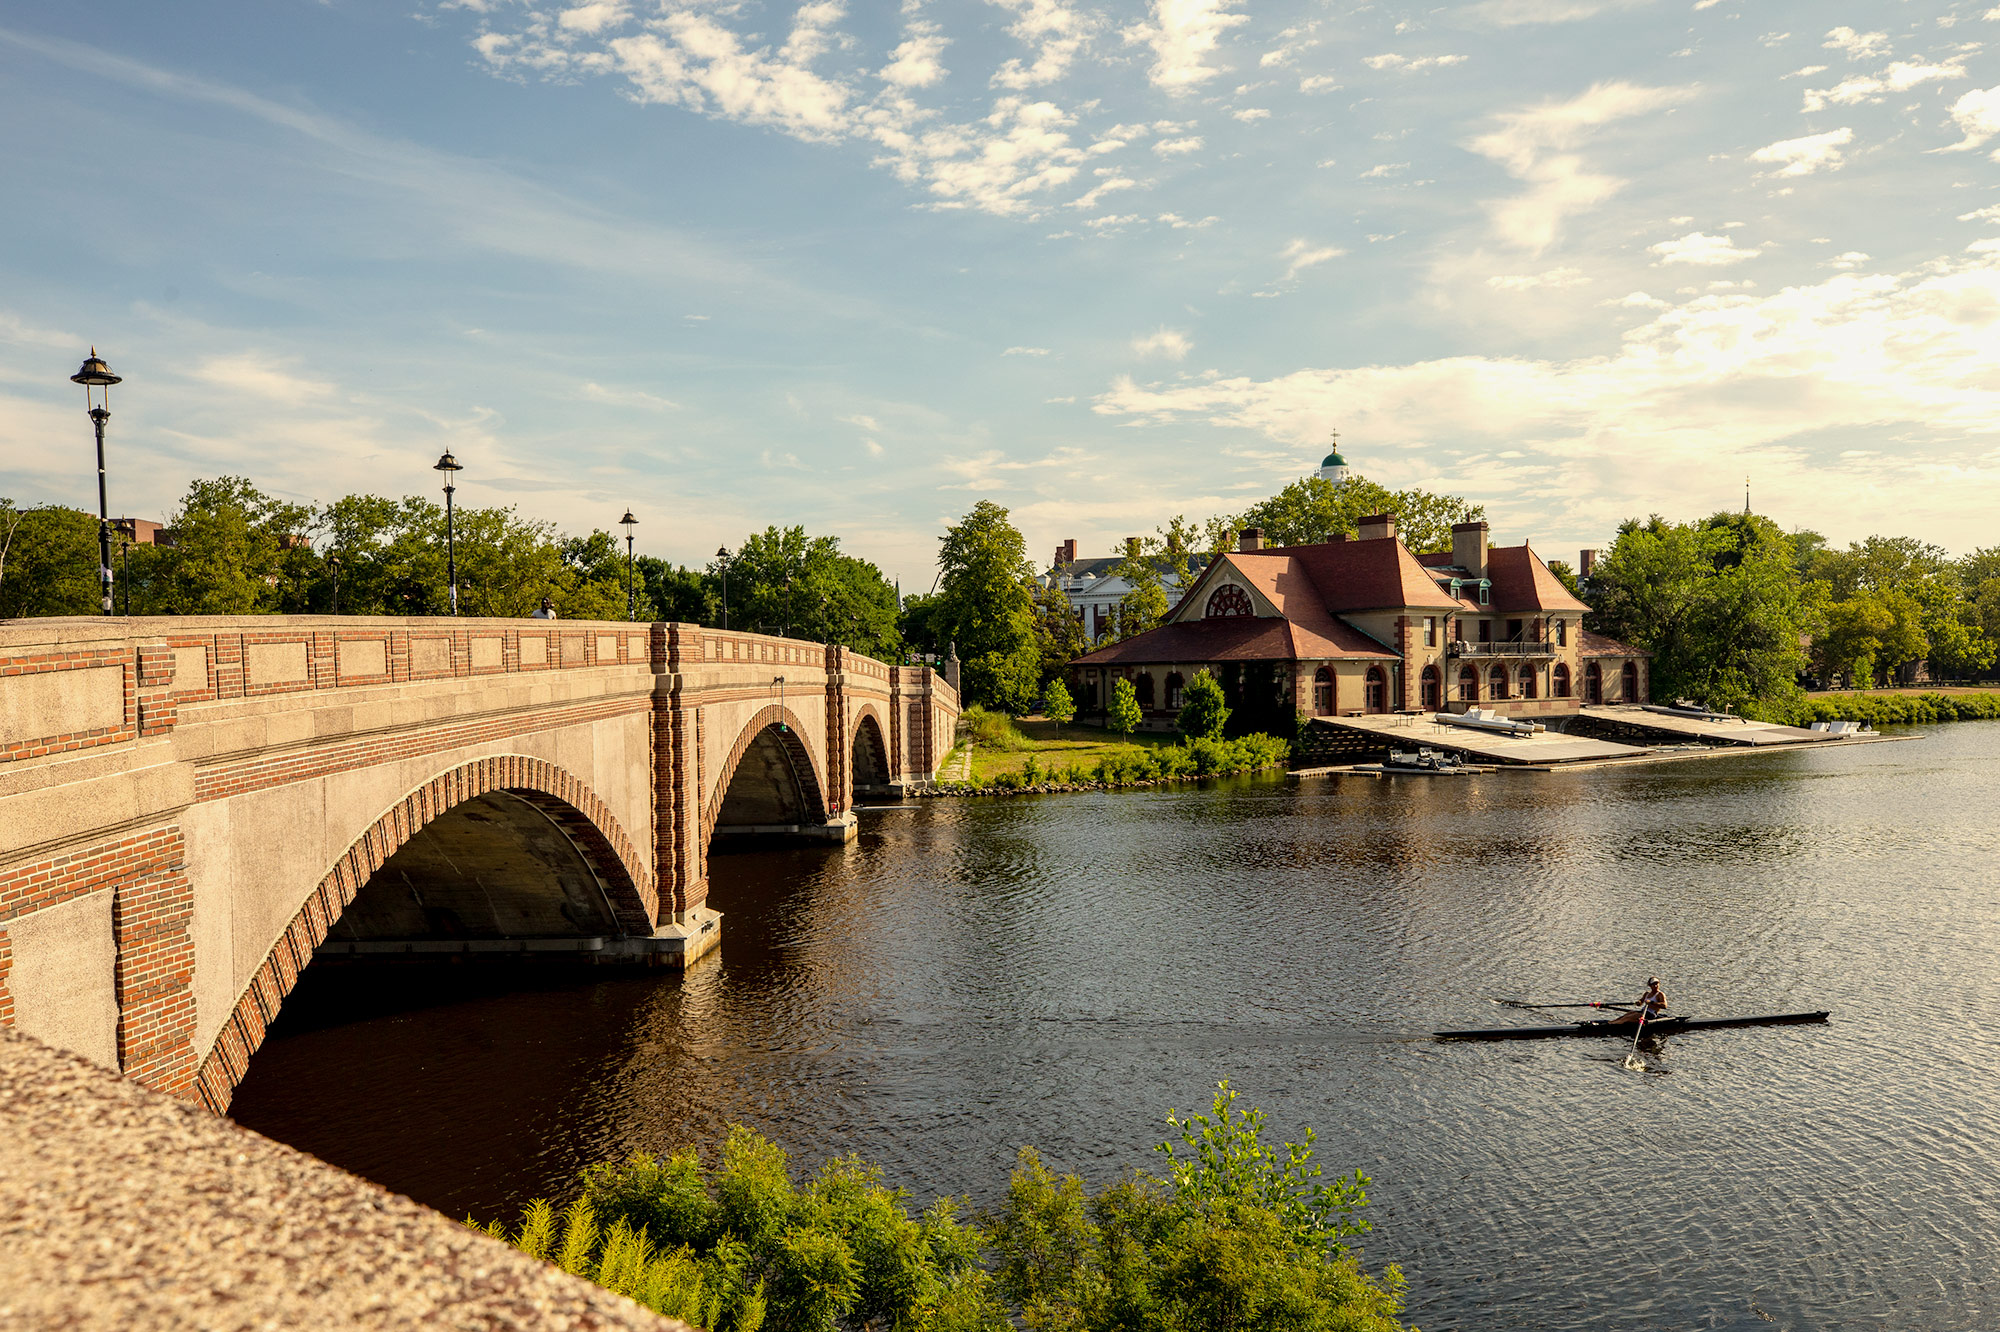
[851,706,890,792]
[701,705,831,850]
[194,755,651,1113]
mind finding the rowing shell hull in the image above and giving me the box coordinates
[1434,1011,1831,1041]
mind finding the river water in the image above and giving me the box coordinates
[232,723,2000,1331]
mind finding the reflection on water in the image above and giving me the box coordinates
[232,724,2000,1330]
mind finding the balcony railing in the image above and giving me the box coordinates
[1449,639,1556,658]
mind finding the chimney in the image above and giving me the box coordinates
[1357,512,1397,542]
[1056,538,1077,567]
[1580,548,1598,579]
[1124,537,1142,561]
[1238,527,1264,552]
[1451,521,1489,579]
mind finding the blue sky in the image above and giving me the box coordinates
[4,1,1998,585]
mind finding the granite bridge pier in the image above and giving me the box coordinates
[0,616,957,1112]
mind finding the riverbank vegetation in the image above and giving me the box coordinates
[474,1084,1412,1332]
[1746,690,2000,728]
[943,709,1289,793]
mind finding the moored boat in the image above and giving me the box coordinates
[1434,1011,1830,1041]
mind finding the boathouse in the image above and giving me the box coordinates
[1067,516,1649,733]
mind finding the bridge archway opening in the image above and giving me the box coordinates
[710,718,829,841]
[325,790,638,946]
[851,714,891,798]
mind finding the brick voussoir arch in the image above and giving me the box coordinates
[194,754,655,1113]
[851,704,889,775]
[701,704,830,848]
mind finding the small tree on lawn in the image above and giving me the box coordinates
[1044,677,1076,723]
[1177,668,1229,739]
[1107,676,1142,735]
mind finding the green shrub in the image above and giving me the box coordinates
[1176,668,1230,740]
[959,705,1032,750]
[1744,690,2000,728]
[1108,677,1143,735]
[478,1126,1005,1332]
[1043,678,1077,724]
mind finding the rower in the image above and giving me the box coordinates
[1605,977,1667,1026]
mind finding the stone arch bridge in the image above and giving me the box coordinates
[0,616,956,1111]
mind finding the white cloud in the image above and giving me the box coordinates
[864,438,885,457]
[1487,267,1588,290]
[1749,126,1854,177]
[1823,27,1889,60]
[1132,328,1192,359]
[1123,0,1248,93]
[1232,107,1271,122]
[1827,251,1870,269]
[1070,172,1139,210]
[1364,53,1469,71]
[1086,212,1143,228]
[1153,135,1204,156]
[1802,59,1967,112]
[990,0,1095,89]
[840,413,881,429]
[1939,86,2000,153]
[558,2,629,36]
[1360,162,1409,178]
[1784,65,1829,79]
[1958,204,2000,221]
[1299,74,1340,93]
[193,352,337,401]
[580,380,680,410]
[879,22,949,88]
[1470,80,1692,253]
[1157,212,1218,228]
[1280,239,1344,280]
[1004,346,1053,356]
[1091,249,2000,528]
[1460,0,1650,26]
[1649,231,1758,265]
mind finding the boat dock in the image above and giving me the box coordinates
[1296,705,1895,774]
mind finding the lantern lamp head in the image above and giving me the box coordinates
[71,347,121,411]
[620,509,638,530]
[433,450,462,474]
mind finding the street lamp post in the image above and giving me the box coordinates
[716,545,730,630]
[619,509,638,621]
[70,349,121,615]
[329,551,342,615]
[433,450,462,614]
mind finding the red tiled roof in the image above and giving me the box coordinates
[1225,541,1462,614]
[1071,613,1394,665]
[1487,545,1590,613]
[1579,629,1647,657]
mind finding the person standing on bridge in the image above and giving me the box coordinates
[532,597,558,619]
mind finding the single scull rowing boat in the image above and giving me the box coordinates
[1434,1011,1830,1041]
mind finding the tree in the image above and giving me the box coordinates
[1030,576,1088,686]
[638,556,716,625]
[1177,668,1229,739]
[932,502,1039,711]
[1107,676,1142,734]
[148,477,312,616]
[1231,475,1483,553]
[0,502,103,617]
[1114,538,1170,640]
[1044,677,1076,723]
[1546,558,1582,598]
[1586,512,1822,710]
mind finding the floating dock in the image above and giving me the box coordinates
[1303,714,1649,766]
[1569,705,1835,748]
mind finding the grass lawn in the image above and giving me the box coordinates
[958,715,1179,782]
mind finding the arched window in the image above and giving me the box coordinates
[1166,672,1185,709]
[1205,584,1253,618]
[1420,664,1441,710]
[1361,666,1385,713]
[1552,662,1571,698]
[1136,672,1155,707]
[1313,666,1334,714]
[1622,661,1640,702]
[1585,662,1603,704]
[1458,665,1478,702]
[1519,664,1537,700]
[1488,664,1509,700]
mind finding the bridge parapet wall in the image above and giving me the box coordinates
[0,615,957,1106]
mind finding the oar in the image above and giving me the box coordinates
[1494,999,1635,1011]
[1622,1009,1648,1071]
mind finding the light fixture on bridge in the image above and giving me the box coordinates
[71,348,122,616]
[433,450,463,615]
[619,509,638,622]
[716,545,730,631]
